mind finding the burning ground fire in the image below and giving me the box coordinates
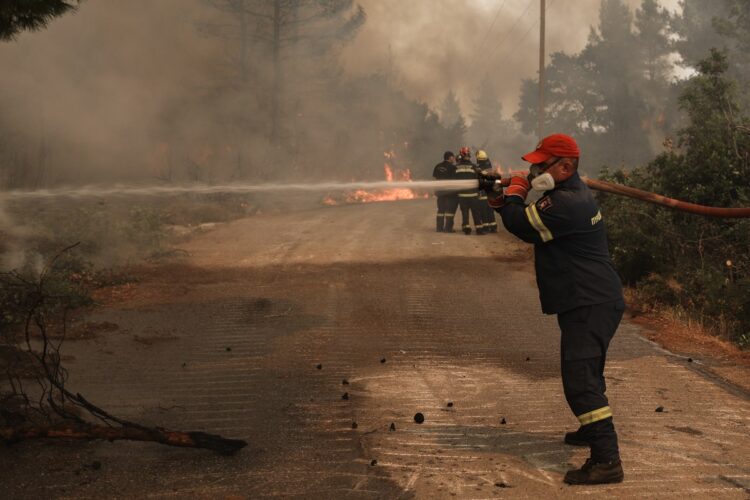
[323,150,428,206]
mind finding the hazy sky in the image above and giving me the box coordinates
[0,0,684,180]
[343,0,682,119]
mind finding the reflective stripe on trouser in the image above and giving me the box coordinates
[437,195,458,231]
[578,406,612,425]
[458,196,482,232]
[482,199,497,230]
[557,299,625,463]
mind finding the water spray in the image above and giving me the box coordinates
[0,180,476,199]
[3,177,750,218]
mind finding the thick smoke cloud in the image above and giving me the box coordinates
[345,0,680,118]
[0,0,680,184]
[0,0,219,182]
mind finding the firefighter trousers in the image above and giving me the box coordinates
[458,194,482,234]
[436,195,458,231]
[480,197,497,232]
[557,298,625,463]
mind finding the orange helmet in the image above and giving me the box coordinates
[459,147,471,158]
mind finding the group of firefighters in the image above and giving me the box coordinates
[432,147,498,234]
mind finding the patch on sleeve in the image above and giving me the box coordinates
[537,196,553,212]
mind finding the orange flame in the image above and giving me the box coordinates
[345,152,426,203]
[322,148,428,206]
[384,163,394,182]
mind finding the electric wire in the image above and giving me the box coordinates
[482,0,536,68]
[495,0,557,72]
[467,0,511,71]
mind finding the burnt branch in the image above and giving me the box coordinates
[0,244,247,454]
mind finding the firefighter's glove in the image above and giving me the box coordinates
[478,173,502,195]
[487,191,506,209]
[505,176,530,201]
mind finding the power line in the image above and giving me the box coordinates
[494,0,556,71]
[468,0,511,71]
[482,0,536,67]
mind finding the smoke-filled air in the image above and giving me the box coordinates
[1,0,750,496]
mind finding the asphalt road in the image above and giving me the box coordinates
[1,200,749,499]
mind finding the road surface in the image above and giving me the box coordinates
[1,200,749,498]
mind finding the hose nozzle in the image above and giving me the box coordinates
[477,173,507,194]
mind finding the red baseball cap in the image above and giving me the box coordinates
[521,133,580,163]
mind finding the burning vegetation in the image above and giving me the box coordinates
[324,150,429,206]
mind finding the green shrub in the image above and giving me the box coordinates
[599,50,750,348]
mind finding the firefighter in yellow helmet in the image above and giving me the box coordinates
[475,150,498,233]
[455,147,484,235]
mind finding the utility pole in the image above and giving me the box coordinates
[537,0,546,140]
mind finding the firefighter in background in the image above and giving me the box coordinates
[432,151,458,232]
[475,150,498,233]
[455,147,484,235]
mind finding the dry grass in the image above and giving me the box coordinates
[624,286,750,391]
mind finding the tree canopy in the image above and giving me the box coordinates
[0,0,78,41]
[599,49,750,346]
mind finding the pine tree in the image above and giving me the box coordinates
[469,81,504,149]
[515,0,661,170]
[583,0,647,165]
[714,0,750,109]
[671,0,731,68]
[439,90,462,128]
[673,0,750,110]
[468,80,524,167]
[439,90,466,148]
[200,0,365,144]
[635,0,672,83]
[0,0,78,41]
[634,0,675,147]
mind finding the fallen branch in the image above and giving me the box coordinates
[1,244,247,456]
[1,422,247,455]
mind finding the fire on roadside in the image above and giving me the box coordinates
[322,150,428,206]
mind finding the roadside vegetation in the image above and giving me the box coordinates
[520,0,750,349]
[598,51,749,348]
[0,194,257,450]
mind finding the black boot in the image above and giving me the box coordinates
[564,459,624,485]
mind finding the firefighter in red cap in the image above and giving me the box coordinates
[483,133,625,485]
[455,147,484,235]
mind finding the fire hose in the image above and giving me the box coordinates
[485,175,750,218]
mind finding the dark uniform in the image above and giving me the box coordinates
[432,160,458,232]
[497,171,624,464]
[455,158,483,234]
[476,159,498,232]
